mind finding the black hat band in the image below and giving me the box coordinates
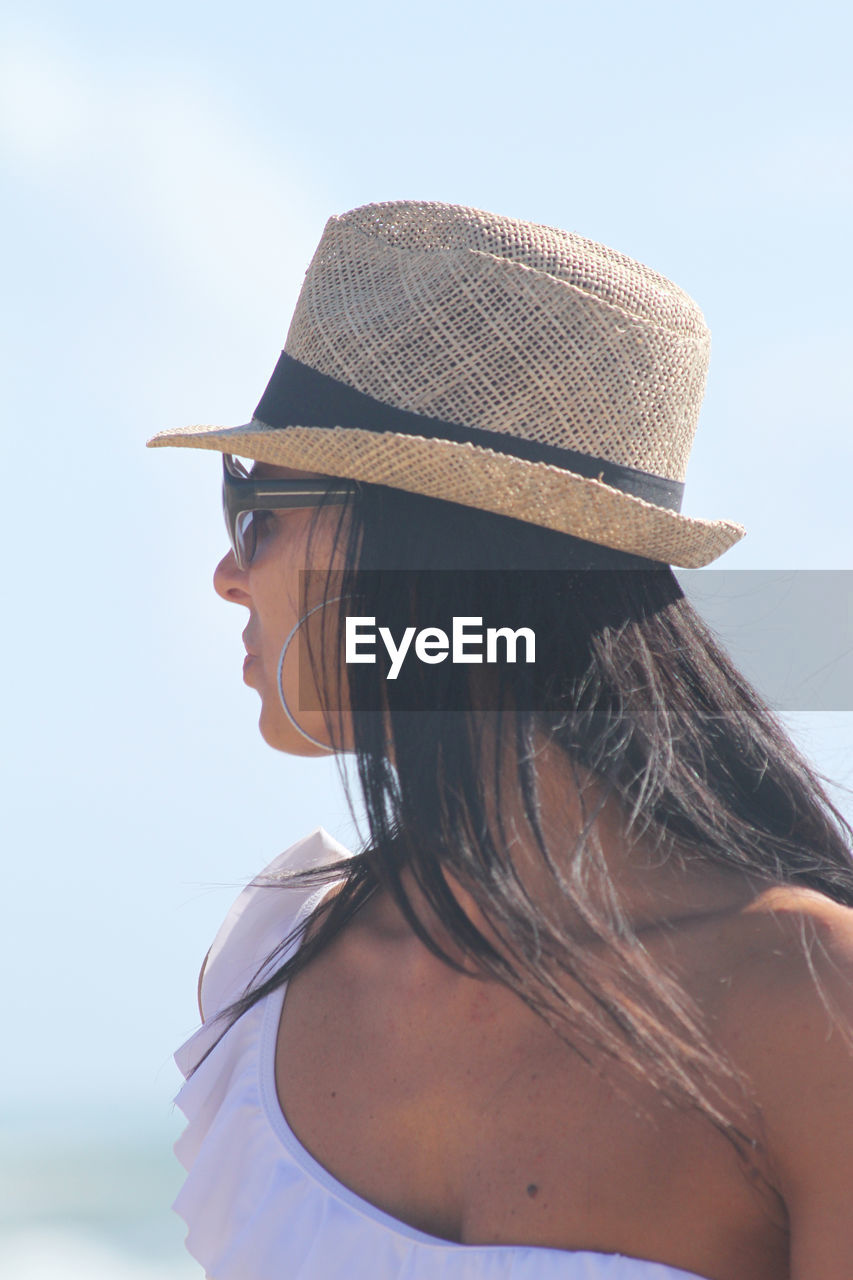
[254,352,685,514]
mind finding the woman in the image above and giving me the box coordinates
[149,201,853,1279]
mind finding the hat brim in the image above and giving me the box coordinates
[146,420,744,569]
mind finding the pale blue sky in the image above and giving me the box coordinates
[1,0,851,1127]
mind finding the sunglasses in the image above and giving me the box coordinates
[222,453,359,570]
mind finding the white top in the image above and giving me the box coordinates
[172,827,711,1280]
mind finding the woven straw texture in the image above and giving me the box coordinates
[287,203,708,482]
[147,200,745,567]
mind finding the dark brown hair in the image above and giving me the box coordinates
[194,477,853,1195]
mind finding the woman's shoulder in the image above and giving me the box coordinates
[704,884,853,1054]
[716,883,853,1012]
[709,885,853,1274]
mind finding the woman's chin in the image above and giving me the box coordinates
[257,703,332,757]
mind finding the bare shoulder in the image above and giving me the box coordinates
[711,886,853,1278]
[719,884,853,1026]
[713,885,853,1080]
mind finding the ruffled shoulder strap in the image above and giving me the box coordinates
[175,826,353,1077]
[200,825,354,1020]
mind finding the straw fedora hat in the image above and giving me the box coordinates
[147,199,744,568]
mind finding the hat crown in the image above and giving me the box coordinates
[285,200,710,483]
[328,200,707,335]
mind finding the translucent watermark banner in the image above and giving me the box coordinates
[293,569,853,714]
[676,571,853,713]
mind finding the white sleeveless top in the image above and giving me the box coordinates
[172,827,711,1280]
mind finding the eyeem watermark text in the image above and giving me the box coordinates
[345,616,536,679]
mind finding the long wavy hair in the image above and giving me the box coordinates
[193,474,853,1195]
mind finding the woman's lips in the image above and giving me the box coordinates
[242,628,260,676]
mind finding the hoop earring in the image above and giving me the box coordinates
[277,595,348,754]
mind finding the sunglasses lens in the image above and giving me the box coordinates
[235,510,256,568]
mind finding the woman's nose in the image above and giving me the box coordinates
[213,548,250,604]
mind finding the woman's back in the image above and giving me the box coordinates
[176,827,853,1280]
[277,854,820,1278]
